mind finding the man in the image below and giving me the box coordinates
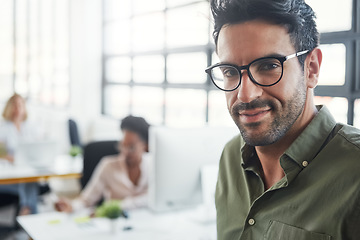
[205,0,360,239]
[55,115,150,212]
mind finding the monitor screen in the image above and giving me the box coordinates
[148,126,238,212]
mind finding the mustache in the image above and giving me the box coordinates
[231,99,274,115]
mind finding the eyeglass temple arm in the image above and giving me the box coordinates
[285,50,309,60]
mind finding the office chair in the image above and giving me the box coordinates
[0,193,20,233]
[81,140,119,189]
[68,119,82,147]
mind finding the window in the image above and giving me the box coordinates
[0,0,70,107]
[309,0,360,125]
[102,0,214,126]
[102,0,360,126]
[355,99,360,128]
[0,0,15,102]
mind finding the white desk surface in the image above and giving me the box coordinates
[0,155,83,184]
[17,207,217,240]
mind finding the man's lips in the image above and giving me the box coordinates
[238,108,271,123]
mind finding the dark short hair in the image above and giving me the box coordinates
[211,0,319,64]
[120,115,150,143]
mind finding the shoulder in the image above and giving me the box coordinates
[219,134,243,171]
[0,120,12,128]
[222,134,243,156]
[97,155,120,170]
[335,123,360,151]
[0,121,13,135]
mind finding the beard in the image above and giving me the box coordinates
[230,80,307,146]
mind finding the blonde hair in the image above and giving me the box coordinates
[2,93,28,121]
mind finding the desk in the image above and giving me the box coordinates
[0,155,82,185]
[17,208,217,240]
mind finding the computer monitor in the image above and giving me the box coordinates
[148,126,238,213]
[15,140,59,168]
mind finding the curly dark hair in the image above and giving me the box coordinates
[210,0,319,65]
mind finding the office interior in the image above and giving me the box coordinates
[0,0,360,238]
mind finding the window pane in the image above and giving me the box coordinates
[167,52,207,83]
[166,2,210,47]
[133,0,165,14]
[167,0,202,8]
[132,87,164,125]
[29,75,42,101]
[104,20,131,55]
[15,0,28,95]
[132,13,164,52]
[318,44,346,86]
[53,85,69,107]
[0,0,13,76]
[29,0,40,99]
[0,77,14,102]
[354,99,360,128]
[39,82,53,106]
[165,88,207,127]
[208,91,234,126]
[105,57,132,83]
[54,0,69,70]
[104,0,132,21]
[314,96,348,124]
[104,85,131,119]
[133,55,164,83]
[306,0,352,32]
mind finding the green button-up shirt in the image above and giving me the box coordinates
[215,106,360,240]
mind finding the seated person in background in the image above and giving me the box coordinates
[0,93,41,215]
[55,115,151,212]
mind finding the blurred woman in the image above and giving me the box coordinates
[0,93,40,215]
[55,115,150,213]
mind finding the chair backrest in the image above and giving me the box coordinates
[0,193,20,228]
[81,140,119,189]
[68,119,82,147]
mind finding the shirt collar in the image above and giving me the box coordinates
[241,105,337,170]
[284,105,337,167]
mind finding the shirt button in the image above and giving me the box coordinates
[248,218,255,226]
[302,161,309,167]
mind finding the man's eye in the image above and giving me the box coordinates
[259,63,280,71]
[253,59,281,72]
[222,67,239,78]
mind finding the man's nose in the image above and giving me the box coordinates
[236,72,263,103]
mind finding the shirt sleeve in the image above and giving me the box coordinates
[79,157,109,207]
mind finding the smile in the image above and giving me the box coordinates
[239,108,271,123]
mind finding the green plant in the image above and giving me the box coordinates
[69,145,82,157]
[95,200,122,219]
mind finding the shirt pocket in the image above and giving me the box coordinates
[264,220,332,240]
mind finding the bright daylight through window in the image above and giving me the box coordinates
[102,0,360,127]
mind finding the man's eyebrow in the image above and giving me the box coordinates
[257,53,286,59]
[213,53,287,66]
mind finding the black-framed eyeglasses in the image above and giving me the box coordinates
[205,50,309,91]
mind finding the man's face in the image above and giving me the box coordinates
[217,20,308,146]
[119,130,147,166]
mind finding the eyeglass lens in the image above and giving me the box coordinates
[210,57,283,91]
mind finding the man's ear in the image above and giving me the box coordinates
[304,48,322,89]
